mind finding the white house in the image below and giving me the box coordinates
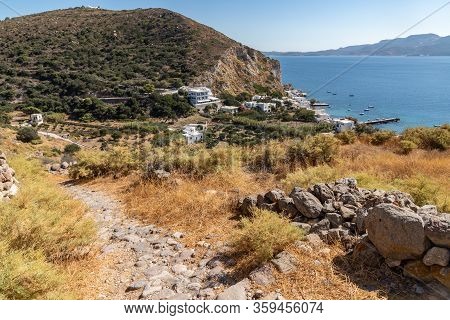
[220,106,239,115]
[333,118,355,132]
[30,114,44,126]
[244,101,275,113]
[187,87,219,108]
[244,101,257,109]
[182,123,207,144]
[256,102,274,113]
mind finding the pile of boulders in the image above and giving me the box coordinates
[0,152,19,200]
[239,178,450,290]
[48,161,75,173]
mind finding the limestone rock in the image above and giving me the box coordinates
[311,183,335,204]
[366,204,430,260]
[265,189,286,203]
[239,195,257,216]
[423,214,450,248]
[216,279,249,300]
[423,247,450,267]
[310,219,330,234]
[290,188,323,218]
[50,163,61,171]
[249,264,275,286]
[326,212,343,228]
[277,197,299,218]
[271,251,297,273]
[291,222,311,234]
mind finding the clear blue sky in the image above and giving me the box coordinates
[0,0,449,51]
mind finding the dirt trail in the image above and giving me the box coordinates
[64,183,234,300]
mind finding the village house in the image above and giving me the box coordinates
[220,106,239,115]
[333,118,355,132]
[30,113,44,126]
[187,87,220,110]
[182,123,207,144]
[244,101,275,113]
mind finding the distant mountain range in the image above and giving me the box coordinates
[266,34,450,56]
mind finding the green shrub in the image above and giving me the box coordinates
[231,209,302,266]
[22,106,42,115]
[16,127,40,143]
[282,165,340,191]
[402,126,450,151]
[399,140,417,155]
[336,131,356,145]
[0,113,11,126]
[111,130,122,141]
[45,112,65,123]
[369,130,395,145]
[287,134,340,166]
[64,143,81,155]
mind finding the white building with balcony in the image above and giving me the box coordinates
[182,123,207,144]
[187,87,219,109]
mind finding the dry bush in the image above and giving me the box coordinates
[0,241,61,300]
[268,244,420,300]
[283,143,450,211]
[231,209,302,268]
[0,156,95,299]
[401,125,450,151]
[287,134,340,167]
[70,146,138,179]
[121,169,275,245]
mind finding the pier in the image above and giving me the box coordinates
[362,118,400,125]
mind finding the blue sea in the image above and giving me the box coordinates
[270,56,450,131]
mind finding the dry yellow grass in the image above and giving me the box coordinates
[118,169,277,246]
[284,143,450,211]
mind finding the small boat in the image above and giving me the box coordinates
[347,109,351,111]
[332,93,337,95]
[364,108,370,112]
[327,91,331,94]
[349,94,354,97]
[359,113,365,116]
[368,105,375,109]
[434,125,441,128]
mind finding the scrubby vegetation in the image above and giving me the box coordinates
[231,209,302,267]
[16,127,40,143]
[69,134,340,179]
[0,157,95,299]
[0,8,280,121]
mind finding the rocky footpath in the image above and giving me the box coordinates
[65,184,254,300]
[0,152,19,200]
[239,178,450,294]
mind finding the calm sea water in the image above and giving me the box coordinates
[270,56,450,131]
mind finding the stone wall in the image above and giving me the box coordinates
[239,178,450,290]
[0,152,19,200]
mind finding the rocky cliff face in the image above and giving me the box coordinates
[194,45,283,95]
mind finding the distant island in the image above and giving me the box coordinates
[266,34,450,56]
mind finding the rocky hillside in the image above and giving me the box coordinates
[0,7,282,107]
